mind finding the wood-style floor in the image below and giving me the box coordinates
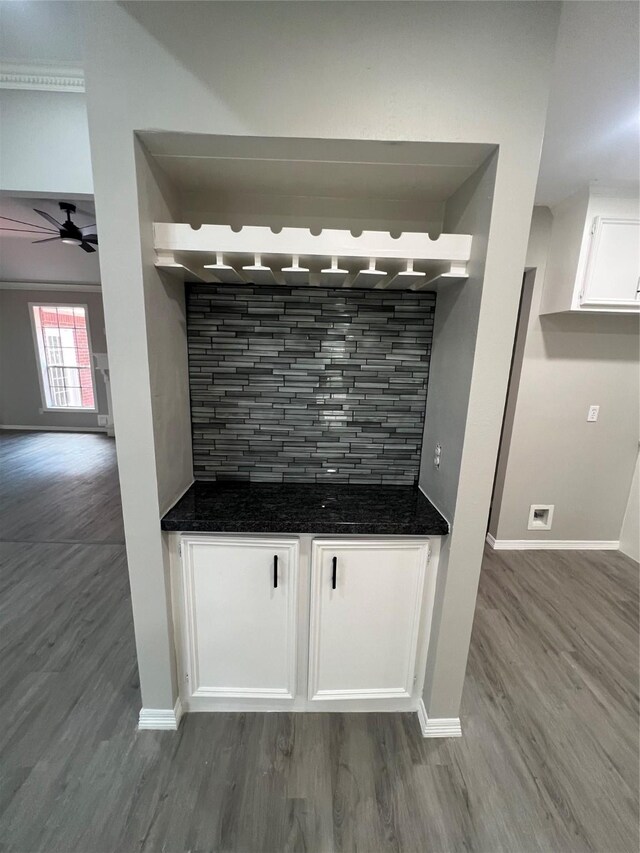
[0,430,124,544]
[0,431,638,853]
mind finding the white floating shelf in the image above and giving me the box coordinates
[154,223,471,290]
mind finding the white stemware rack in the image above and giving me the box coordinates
[153,223,472,290]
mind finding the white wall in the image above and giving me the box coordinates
[0,90,93,196]
[82,0,560,715]
[489,207,640,544]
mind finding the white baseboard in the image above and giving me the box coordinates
[0,424,107,434]
[138,697,183,731]
[486,533,619,551]
[417,699,462,738]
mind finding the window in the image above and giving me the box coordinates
[30,305,96,410]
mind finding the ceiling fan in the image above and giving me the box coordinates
[0,202,98,253]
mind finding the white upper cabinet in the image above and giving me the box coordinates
[581,218,640,306]
[308,539,429,702]
[178,536,299,701]
[540,187,640,314]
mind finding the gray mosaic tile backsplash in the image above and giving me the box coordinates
[187,284,436,484]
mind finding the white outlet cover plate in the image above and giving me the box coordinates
[528,504,554,531]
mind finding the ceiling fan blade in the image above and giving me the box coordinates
[79,241,96,253]
[32,237,61,244]
[0,226,58,234]
[83,234,99,244]
[80,224,97,235]
[0,215,57,232]
[34,208,64,229]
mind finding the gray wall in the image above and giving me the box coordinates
[83,0,559,714]
[489,207,640,544]
[490,267,536,526]
[136,141,193,518]
[620,452,639,562]
[188,284,436,485]
[418,151,501,717]
[419,154,497,518]
[0,287,110,429]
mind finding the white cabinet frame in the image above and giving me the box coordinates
[540,188,640,315]
[580,217,640,307]
[307,539,429,702]
[177,535,299,703]
[169,532,440,714]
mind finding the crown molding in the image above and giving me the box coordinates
[0,281,101,293]
[0,62,85,93]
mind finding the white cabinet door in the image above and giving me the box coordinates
[581,217,640,306]
[308,539,429,702]
[179,536,298,700]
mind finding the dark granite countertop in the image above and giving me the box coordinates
[161,481,449,536]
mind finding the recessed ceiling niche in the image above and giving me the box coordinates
[141,133,496,290]
[139,132,496,234]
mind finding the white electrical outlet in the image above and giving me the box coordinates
[97,415,109,427]
[587,405,599,422]
[433,443,442,469]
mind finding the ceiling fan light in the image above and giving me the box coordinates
[61,236,82,246]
